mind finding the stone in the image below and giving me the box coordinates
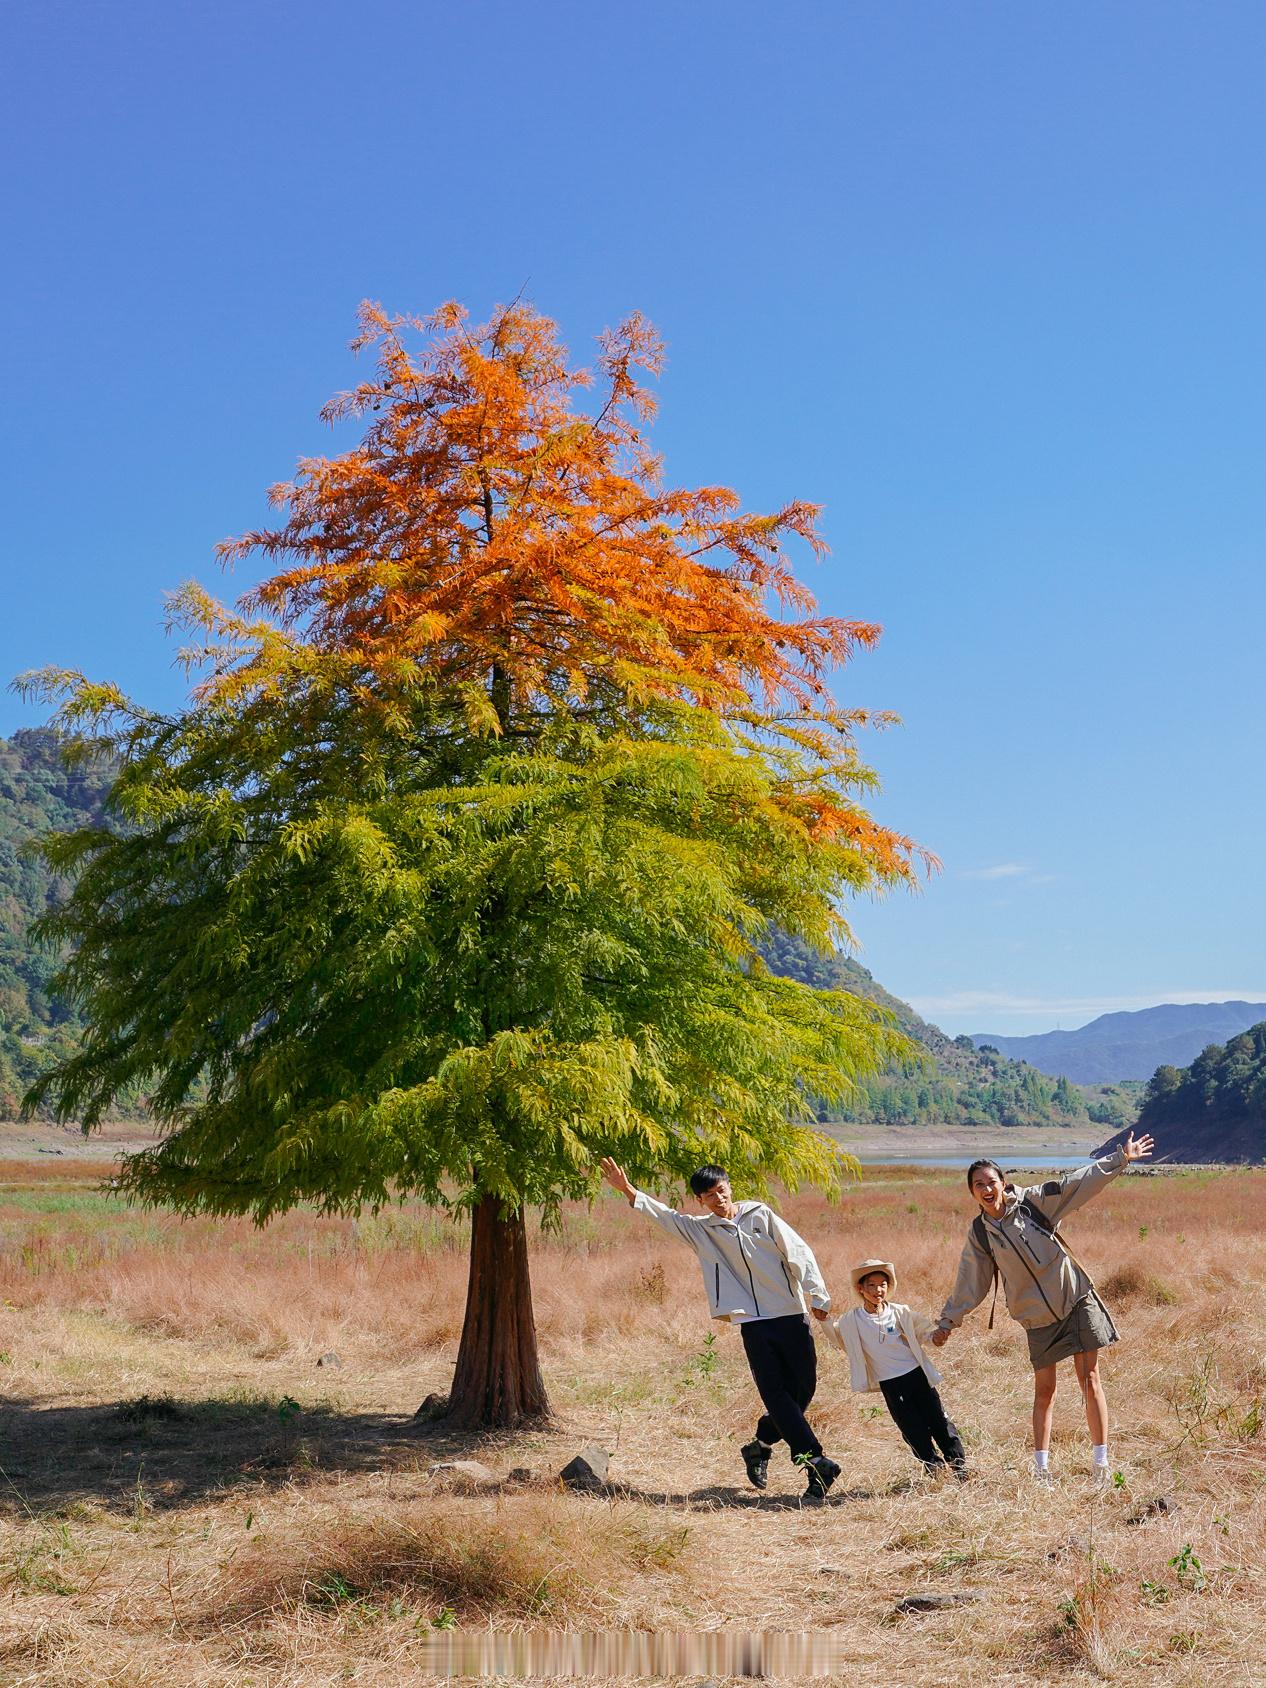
[559,1445,610,1489]
[316,1351,342,1369]
[507,1466,536,1483]
[1127,1494,1179,1526]
[893,1592,982,1616]
[413,1393,448,1420]
[428,1459,498,1488]
[818,1564,846,1577]
[1045,1535,1089,1562]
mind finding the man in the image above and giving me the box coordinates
[599,1156,841,1499]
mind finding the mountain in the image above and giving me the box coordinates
[761,930,1115,1131]
[1093,1022,1266,1163]
[970,1002,1266,1085]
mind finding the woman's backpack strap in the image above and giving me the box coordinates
[1018,1197,1096,1288]
[972,1213,1001,1330]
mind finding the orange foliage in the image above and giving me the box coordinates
[199,298,928,886]
[217,301,874,715]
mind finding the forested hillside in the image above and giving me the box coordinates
[0,730,136,1117]
[1095,1023,1266,1162]
[760,930,1132,1131]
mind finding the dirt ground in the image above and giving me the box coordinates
[0,1154,1262,1685]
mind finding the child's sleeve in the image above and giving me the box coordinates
[819,1312,848,1352]
[908,1307,938,1346]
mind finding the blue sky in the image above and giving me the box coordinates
[3,1,1263,1036]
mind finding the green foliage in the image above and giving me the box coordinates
[20,673,911,1218]
[1136,1025,1266,1151]
[1086,1085,1135,1128]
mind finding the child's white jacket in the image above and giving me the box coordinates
[823,1303,944,1394]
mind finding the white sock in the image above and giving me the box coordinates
[1092,1444,1109,1467]
[1034,1449,1050,1472]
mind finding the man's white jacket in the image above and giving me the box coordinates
[822,1303,943,1393]
[632,1190,830,1322]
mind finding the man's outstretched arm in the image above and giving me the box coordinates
[600,1156,637,1207]
[600,1156,699,1243]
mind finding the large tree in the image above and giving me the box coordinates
[21,300,924,1427]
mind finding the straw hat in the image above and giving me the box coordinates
[851,1258,896,1293]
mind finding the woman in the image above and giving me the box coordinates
[930,1131,1154,1484]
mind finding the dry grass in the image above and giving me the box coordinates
[0,1157,1264,1684]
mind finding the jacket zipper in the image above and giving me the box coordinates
[990,1223,1060,1321]
[714,1223,763,1318]
[1018,1228,1044,1265]
[714,1262,720,1311]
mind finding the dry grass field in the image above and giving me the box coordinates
[0,1154,1263,1686]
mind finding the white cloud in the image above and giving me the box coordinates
[961,863,1030,880]
[908,989,1266,1023]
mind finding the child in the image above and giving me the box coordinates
[599,1156,842,1500]
[825,1259,966,1479]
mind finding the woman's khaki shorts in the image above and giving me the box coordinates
[1026,1291,1119,1370]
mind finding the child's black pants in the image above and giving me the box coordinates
[740,1312,822,1460]
[879,1365,965,1469]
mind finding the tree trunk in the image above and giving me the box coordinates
[445,1194,552,1428]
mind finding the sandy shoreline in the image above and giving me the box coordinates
[827,1121,1100,1159]
[0,1117,1103,1166]
[0,1118,159,1161]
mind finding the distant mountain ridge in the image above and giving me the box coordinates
[971,1001,1266,1084]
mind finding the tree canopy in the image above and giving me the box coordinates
[20,298,926,1422]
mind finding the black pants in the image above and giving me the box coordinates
[879,1366,965,1470]
[740,1313,822,1461]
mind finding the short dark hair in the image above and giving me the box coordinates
[690,1165,729,1196]
[966,1158,1006,1191]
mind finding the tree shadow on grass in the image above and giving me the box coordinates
[0,1391,467,1517]
[0,1394,884,1518]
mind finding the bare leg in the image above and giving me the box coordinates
[1032,1364,1058,1453]
[1073,1347,1108,1446]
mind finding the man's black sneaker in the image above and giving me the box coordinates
[802,1454,841,1500]
[952,1461,970,1483]
[740,1439,772,1491]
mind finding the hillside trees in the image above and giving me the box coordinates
[0,730,126,1118]
[20,299,923,1427]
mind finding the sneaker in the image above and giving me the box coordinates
[802,1454,841,1501]
[951,1461,970,1484]
[740,1439,771,1492]
[1032,1465,1055,1488]
[1092,1463,1111,1491]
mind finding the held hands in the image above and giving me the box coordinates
[1122,1131,1155,1163]
[599,1156,636,1204]
[930,1327,950,1347]
[811,1306,829,1322]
